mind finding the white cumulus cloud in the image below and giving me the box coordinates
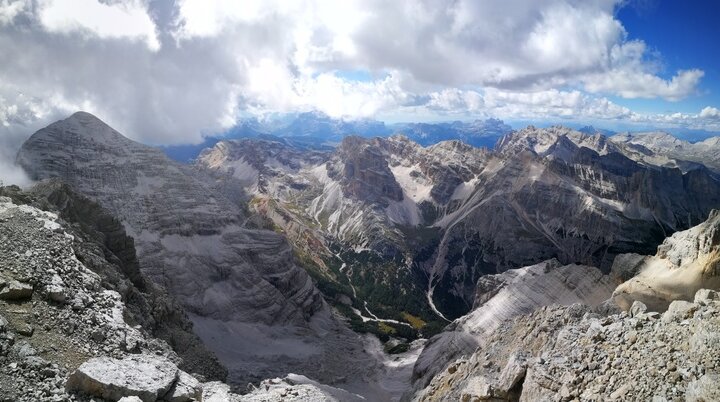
[0,0,715,169]
[38,0,160,50]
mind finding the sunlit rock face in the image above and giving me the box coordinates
[196,126,720,322]
[613,209,720,312]
[409,260,615,394]
[610,131,720,173]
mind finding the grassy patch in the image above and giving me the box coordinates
[377,322,397,335]
[401,312,427,330]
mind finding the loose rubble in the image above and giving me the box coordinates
[413,288,720,401]
[0,196,216,401]
[0,193,377,401]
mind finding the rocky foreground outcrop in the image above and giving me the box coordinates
[412,289,720,401]
[409,208,720,401]
[613,209,720,312]
[0,193,358,401]
[5,181,227,379]
[15,112,377,386]
[65,354,196,402]
[0,194,183,401]
[410,261,615,393]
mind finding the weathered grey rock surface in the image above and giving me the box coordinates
[0,194,198,401]
[613,209,720,312]
[66,354,179,402]
[412,288,720,401]
[16,112,375,386]
[17,112,323,328]
[7,181,226,379]
[0,191,358,402]
[410,260,615,394]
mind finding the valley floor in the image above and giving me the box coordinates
[190,309,426,401]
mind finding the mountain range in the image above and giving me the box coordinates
[195,123,720,325]
[4,111,720,401]
[15,112,379,389]
[161,112,513,162]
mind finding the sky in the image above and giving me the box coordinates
[0,0,719,169]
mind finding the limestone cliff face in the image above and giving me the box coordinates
[613,209,720,312]
[17,112,323,326]
[15,112,360,385]
[330,136,404,205]
[422,126,720,317]
[196,127,720,323]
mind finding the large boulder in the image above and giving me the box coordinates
[166,370,202,402]
[66,354,179,402]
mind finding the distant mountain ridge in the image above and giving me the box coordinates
[162,112,512,162]
[611,131,720,172]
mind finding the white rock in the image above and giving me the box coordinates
[694,289,719,305]
[496,353,527,395]
[202,381,239,402]
[662,300,697,323]
[630,300,647,318]
[460,376,493,400]
[65,354,179,402]
[686,375,720,402]
[166,370,202,402]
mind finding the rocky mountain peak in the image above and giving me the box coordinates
[388,133,413,143]
[610,131,720,172]
[632,131,685,146]
[427,139,476,154]
[330,136,404,203]
[700,136,720,147]
[16,113,372,387]
[496,125,622,160]
[496,125,576,156]
[46,111,135,146]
